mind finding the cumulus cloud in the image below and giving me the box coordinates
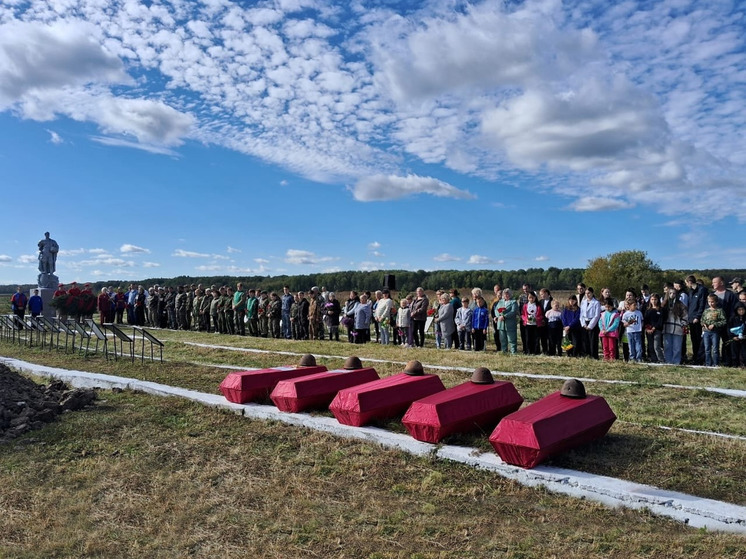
[227,246,241,253]
[120,244,150,254]
[535,255,549,262]
[285,249,336,266]
[468,255,492,265]
[0,255,12,262]
[142,262,160,268]
[0,19,192,148]
[0,1,745,217]
[352,174,475,202]
[18,255,37,264]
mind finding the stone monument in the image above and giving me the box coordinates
[35,231,60,318]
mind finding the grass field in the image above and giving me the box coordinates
[2,313,746,557]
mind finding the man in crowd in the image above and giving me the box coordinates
[685,275,708,364]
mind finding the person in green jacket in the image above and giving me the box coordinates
[495,288,519,354]
[233,283,247,335]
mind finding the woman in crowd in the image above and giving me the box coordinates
[437,292,455,349]
[495,288,518,354]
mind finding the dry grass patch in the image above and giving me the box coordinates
[1,391,745,559]
[3,333,746,505]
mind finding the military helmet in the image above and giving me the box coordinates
[299,354,317,367]
[403,360,425,376]
[343,356,363,370]
[560,379,586,399]
[470,367,494,384]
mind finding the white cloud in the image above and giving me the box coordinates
[58,248,86,257]
[0,0,744,221]
[368,241,381,250]
[433,253,461,263]
[254,258,270,264]
[91,136,180,156]
[142,262,160,268]
[285,249,336,266]
[120,244,150,254]
[79,257,135,267]
[227,246,241,253]
[358,261,385,271]
[46,129,63,144]
[173,249,210,258]
[468,255,492,265]
[535,255,549,262]
[18,254,37,264]
[0,255,12,262]
[88,248,107,254]
[569,197,635,212]
[352,174,475,202]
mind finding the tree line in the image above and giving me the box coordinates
[4,251,745,298]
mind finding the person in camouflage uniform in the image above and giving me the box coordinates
[258,290,270,337]
[192,289,203,331]
[290,293,301,340]
[308,287,324,340]
[175,285,188,330]
[232,283,247,335]
[210,288,221,333]
[148,287,159,328]
[200,288,213,331]
[165,286,177,329]
[268,292,282,338]
[225,286,235,335]
[186,285,195,330]
[246,288,258,336]
[215,286,227,333]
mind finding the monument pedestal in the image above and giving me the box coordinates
[36,287,56,319]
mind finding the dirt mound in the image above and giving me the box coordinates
[0,363,96,443]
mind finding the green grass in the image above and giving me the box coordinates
[2,391,746,558]
[2,323,746,557]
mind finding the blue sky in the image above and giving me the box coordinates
[1,0,745,286]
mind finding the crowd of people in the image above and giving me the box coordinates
[45,275,746,368]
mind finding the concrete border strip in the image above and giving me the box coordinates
[2,356,745,533]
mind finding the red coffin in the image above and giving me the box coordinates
[270,367,380,413]
[329,372,446,427]
[219,366,328,404]
[402,381,523,443]
[489,391,616,469]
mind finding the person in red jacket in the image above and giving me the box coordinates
[10,286,28,327]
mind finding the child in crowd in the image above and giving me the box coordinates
[520,291,544,355]
[622,300,643,363]
[545,300,563,356]
[471,296,490,351]
[729,303,746,367]
[598,298,621,361]
[455,297,473,350]
[644,293,665,363]
[396,298,411,348]
[701,294,726,367]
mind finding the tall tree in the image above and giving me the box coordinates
[584,250,664,298]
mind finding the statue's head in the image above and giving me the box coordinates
[44,231,50,238]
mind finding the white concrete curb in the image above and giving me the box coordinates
[181,341,746,399]
[2,355,745,534]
